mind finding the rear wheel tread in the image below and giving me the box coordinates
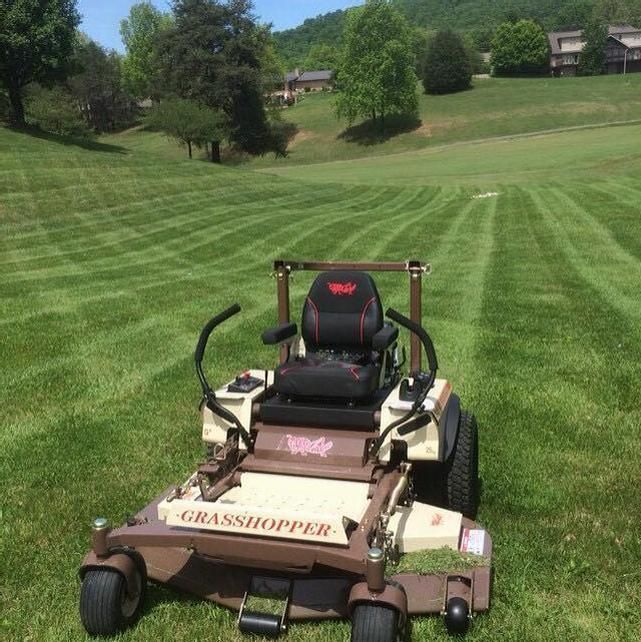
[446,411,479,519]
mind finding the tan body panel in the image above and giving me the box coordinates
[161,472,371,546]
[158,472,461,552]
[379,378,452,462]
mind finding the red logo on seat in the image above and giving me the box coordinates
[328,281,357,296]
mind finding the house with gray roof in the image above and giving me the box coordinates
[549,24,641,75]
[285,69,334,92]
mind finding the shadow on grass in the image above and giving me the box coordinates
[10,124,129,155]
[338,114,422,146]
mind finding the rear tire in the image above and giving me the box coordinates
[446,412,479,519]
[351,604,400,642]
[80,568,144,636]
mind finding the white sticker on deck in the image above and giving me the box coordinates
[460,528,486,556]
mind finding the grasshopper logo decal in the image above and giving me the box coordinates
[286,435,334,457]
[327,281,357,296]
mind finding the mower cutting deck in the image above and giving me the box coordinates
[79,260,493,641]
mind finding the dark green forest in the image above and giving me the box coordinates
[274,0,599,67]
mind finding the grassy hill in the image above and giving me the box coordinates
[247,74,641,168]
[2,74,641,640]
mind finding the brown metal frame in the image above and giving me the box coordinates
[273,260,430,372]
[81,501,492,621]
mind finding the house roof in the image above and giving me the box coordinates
[296,70,333,82]
[549,24,640,55]
[285,72,299,82]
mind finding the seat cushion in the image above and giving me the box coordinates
[274,357,381,399]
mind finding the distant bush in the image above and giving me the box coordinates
[491,20,550,76]
[26,86,93,138]
[267,119,297,157]
[422,30,472,95]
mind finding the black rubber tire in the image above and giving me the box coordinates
[79,569,144,637]
[351,604,400,642]
[445,411,479,519]
[444,596,470,636]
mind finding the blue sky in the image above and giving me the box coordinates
[77,1,361,52]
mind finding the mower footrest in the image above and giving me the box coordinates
[238,611,282,637]
[237,576,291,638]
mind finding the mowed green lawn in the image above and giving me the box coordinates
[1,101,641,641]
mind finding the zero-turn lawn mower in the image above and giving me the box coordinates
[79,260,492,641]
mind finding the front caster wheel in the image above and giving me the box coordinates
[444,597,470,636]
[80,568,145,636]
[351,604,401,642]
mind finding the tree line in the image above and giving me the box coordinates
[0,0,290,161]
[274,0,641,69]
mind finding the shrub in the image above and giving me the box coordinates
[145,98,227,160]
[26,86,93,138]
[422,30,472,95]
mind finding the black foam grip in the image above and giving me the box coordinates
[195,304,241,364]
[386,307,438,373]
[262,322,297,345]
[397,412,431,436]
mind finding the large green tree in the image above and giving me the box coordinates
[155,0,273,156]
[422,30,472,95]
[577,18,608,75]
[0,0,80,126]
[120,2,172,100]
[491,19,550,76]
[336,0,418,129]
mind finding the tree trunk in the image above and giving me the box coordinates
[211,140,221,163]
[187,140,192,159]
[8,84,26,127]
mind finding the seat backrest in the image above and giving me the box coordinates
[302,271,384,351]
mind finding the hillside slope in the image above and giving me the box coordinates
[247,74,641,168]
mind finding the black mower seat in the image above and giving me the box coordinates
[275,355,380,399]
[273,270,384,400]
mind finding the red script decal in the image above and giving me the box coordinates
[328,281,357,296]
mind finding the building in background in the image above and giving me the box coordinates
[549,25,641,76]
